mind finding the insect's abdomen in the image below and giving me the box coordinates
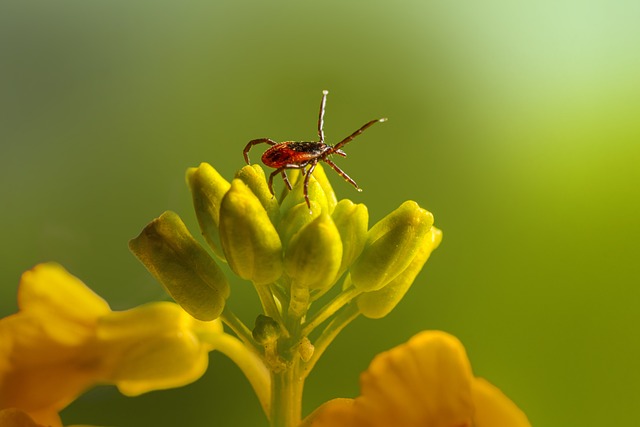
[261,142,327,168]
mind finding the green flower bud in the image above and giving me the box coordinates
[129,211,230,321]
[219,179,283,285]
[186,163,231,260]
[277,201,321,249]
[350,201,434,292]
[357,227,442,319]
[331,199,369,277]
[252,314,281,345]
[284,214,342,293]
[235,164,280,223]
[279,172,329,215]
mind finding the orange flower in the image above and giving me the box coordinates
[301,331,530,427]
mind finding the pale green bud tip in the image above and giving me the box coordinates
[219,179,283,285]
[357,226,442,319]
[186,162,231,260]
[128,211,230,321]
[284,213,343,292]
[252,314,281,345]
[350,200,435,292]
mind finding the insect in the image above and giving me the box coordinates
[243,90,387,209]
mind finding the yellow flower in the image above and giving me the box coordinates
[0,263,223,427]
[301,331,531,427]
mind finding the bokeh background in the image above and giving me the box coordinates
[2,1,639,426]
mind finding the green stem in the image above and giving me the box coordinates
[303,303,360,378]
[301,287,361,337]
[220,306,259,352]
[270,360,304,427]
[256,283,288,336]
[202,332,271,417]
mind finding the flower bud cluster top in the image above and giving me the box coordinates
[130,162,441,376]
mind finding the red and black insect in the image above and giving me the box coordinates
[243,90,387,209]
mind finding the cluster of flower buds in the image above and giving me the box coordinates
[129,162,441,343]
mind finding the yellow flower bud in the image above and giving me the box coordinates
[357,227,442,319]
[235,164,280,223]
[278,164,336,212]
[277,200,322,249]
[280,172,329,215]
[306,163,338,213]
[284,214,342,293]
[219,179,283,285]
[186,162,231,260]
[128,211,230,321]
[331,199,368,277]
[350,201,434,292]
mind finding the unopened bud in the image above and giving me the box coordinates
[357,227,442,319]
[279,172,329,215]
[129,211,230,321]
[235,164,280,223]
[219,179,283,285]
[252,314,281,345]
[186,163,231,260]
[331,199,368,277]
[350,201,434,292]
[284,214,342,293]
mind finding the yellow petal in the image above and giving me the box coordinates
[17,263,110,345]
[0,264,223,425]
[97,302,222,396]
[299,398,356,427]
[471,378,531,427]
[0,408,57,427]
[304,331,474,427]
[355,331,474,427]
[1,264,110,423]
[302,331,529,427]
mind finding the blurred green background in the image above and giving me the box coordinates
[1,1,639,426]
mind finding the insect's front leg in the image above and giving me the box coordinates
[243,138,278,164]
[268,164,306,196]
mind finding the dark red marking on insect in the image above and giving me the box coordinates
[243,90,387,210]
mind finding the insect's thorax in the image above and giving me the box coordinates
[261,141,331,167]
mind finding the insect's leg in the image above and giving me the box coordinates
[324,158,362,192]
[304,161,318,210]
[318,90,328,143]
[243,138,278,164]
[281,170,293,190]
[268,164,305,196]
[330,118,387,152]
[267,169,281,195]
